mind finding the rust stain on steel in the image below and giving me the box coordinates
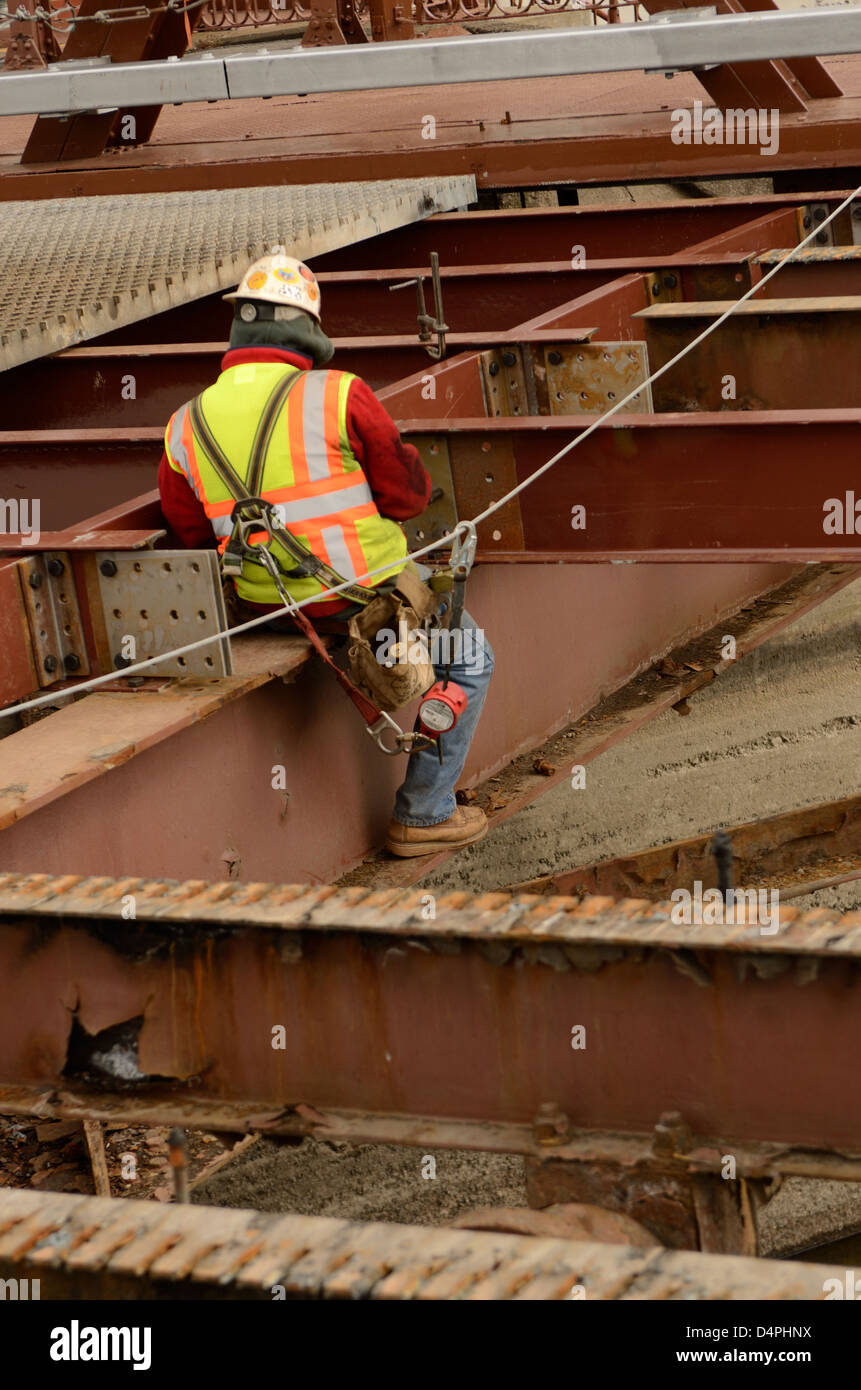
[7,1083,861,1186]
[543,341,652,416]
[0,1188,846,1300]
[0,560,37,706]
[3,874,861,1148]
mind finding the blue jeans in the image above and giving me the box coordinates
[392,570,494,826]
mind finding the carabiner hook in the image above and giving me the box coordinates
[449,520,477,579]
[366,714,436,756]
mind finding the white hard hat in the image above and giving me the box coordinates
[224,250,322,322]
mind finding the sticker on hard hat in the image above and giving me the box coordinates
[299,264,315,281]
[246,271,267,291]
[305,283,320,301]
[274,267,299,284]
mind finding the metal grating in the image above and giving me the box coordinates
[0,1188,850,1300]
[0,175,475,372]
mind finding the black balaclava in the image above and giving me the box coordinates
[228,303,335,367]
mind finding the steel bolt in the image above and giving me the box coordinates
[652,1109,692,1157]
[853,207,861,220]
[43,655,58,673]
[46,558,65,577]
[663,273,678,289]
[547,350,563,365]
[113,653,132,670]
[100,559,118,577]
[63,653,81,672]
[488,360,500,376]
[28,571,43,589]
[501,350,517,367]
[815,231,829,246]
[533,1101,570,1146]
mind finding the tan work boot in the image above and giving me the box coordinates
[385,805,488,858]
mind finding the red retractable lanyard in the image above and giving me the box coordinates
[417,679,468,739]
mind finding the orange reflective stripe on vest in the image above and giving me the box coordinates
[164,362,407,608]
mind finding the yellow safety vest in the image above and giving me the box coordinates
[164,361,408,608]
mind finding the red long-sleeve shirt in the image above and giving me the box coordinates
[158,346,431,618]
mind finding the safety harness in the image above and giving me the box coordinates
[189,369,475,756]
[188,370,379,609]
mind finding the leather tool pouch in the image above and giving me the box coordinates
[347,564,440,713]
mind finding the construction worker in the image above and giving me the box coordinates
[158,250,494,857]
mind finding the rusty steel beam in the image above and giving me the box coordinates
[0,529,163,551]
[45,257,861,420]
[96,265,626,343]
[0,560,38,707]
[0,1187,847,1301]
[7,1080,861,1186]
[506,792,861,900]
[3,873,861,1157]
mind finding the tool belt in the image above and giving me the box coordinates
[347,562,438,713]
[191,370,441,713]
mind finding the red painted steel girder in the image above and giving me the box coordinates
[88,203,825,346]
[0,431,162,531]
[7,414,861,560]
[0,332,600,429]
[313,198,837,269]
[20,259,861,431]
[95,265,626,342]
[401,412,861,558]
[641,298,861,412]
[62,199,840,365]
[3,77,861,198]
